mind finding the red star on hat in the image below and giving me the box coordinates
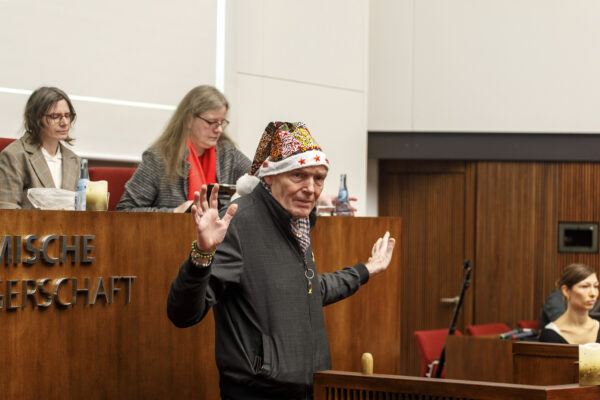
[299,158,306,165]
[314,155,320,162]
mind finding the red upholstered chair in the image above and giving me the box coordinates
[414,328,463,378]
[517,320,539,330]
[465,323,511,336]
[88,167,136,211]
[0,137,16,152]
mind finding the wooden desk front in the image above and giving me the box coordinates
[446,335,579,385]
[314,370,600,400]
[0,211,401,399]
[513,341,578,385]
[446,335,513,382]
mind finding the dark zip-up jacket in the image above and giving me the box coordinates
[167,184,369,399]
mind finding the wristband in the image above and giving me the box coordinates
[190,240,216,268]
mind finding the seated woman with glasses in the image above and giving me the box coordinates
[116,85,251,212]
[539,263,600,344]
[0,86,80,209]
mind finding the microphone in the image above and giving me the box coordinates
[511,329,538,340]
[498,329,522,339]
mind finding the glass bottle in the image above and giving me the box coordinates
[334,173,354,216]
[74,159,89,210]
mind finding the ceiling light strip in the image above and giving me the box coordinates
[0,87,175,111]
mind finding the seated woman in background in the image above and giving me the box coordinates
[539,288,600,328]
[116,85,250,212]
[539,263,600,344]
[0,87,80,209]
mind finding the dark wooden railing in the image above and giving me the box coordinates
[314,370,600,400]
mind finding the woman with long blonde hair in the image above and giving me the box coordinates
[117,85,250,212]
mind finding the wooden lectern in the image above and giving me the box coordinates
[0,211,401,399]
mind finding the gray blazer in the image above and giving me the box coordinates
[116,140,251,212]
[0,133,80,209]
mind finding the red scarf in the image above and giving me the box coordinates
[187,140,217,200]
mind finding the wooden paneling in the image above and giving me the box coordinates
[380,160,466,174]
[378,161,474,375]
[475,162,600,325]
[513,342,578,385]
[474,162,558,325]
[0,211,399,399]
[379,160,600,379]
[0,210,218,400]
[312,217,402,375]
[556,163,600,279]
[463,162,477,326]
[446,336,579,386]
[446,335,513,383]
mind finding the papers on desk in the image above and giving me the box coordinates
[26,180,109,211]
[27,188,76,210]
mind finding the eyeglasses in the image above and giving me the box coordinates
[196,115,229,129]
[45,113,75,124]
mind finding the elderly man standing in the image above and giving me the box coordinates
[167,121,395,400]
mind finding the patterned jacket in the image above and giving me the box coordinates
[0,133,79,209]
[116,139,251,212]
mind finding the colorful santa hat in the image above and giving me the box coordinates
[250,121,329,177]
[234,121,329,198]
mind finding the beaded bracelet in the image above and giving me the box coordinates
[190,240,216,267]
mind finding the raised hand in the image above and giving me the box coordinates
[365,231,396,277]
[192,184,238,252]
[317,193,358,212]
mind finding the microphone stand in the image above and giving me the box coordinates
[433,260,472,378]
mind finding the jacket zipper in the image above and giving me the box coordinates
[286,224,316,398]
[303,252,315,400]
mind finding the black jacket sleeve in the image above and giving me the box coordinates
[319,263,370,307]
[166,222,244,328]
[166,258,213,328]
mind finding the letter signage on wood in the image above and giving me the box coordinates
[0,234,136,311]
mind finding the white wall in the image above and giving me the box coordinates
[368,0,414,132]
[0,0,218,161]
[226,0,370,214]
[15,1,593,215]
[0,0,376,215]
[369,0,600,133]
[4,1,600,216]
[367,0,415,215]
[366,0,600,215]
